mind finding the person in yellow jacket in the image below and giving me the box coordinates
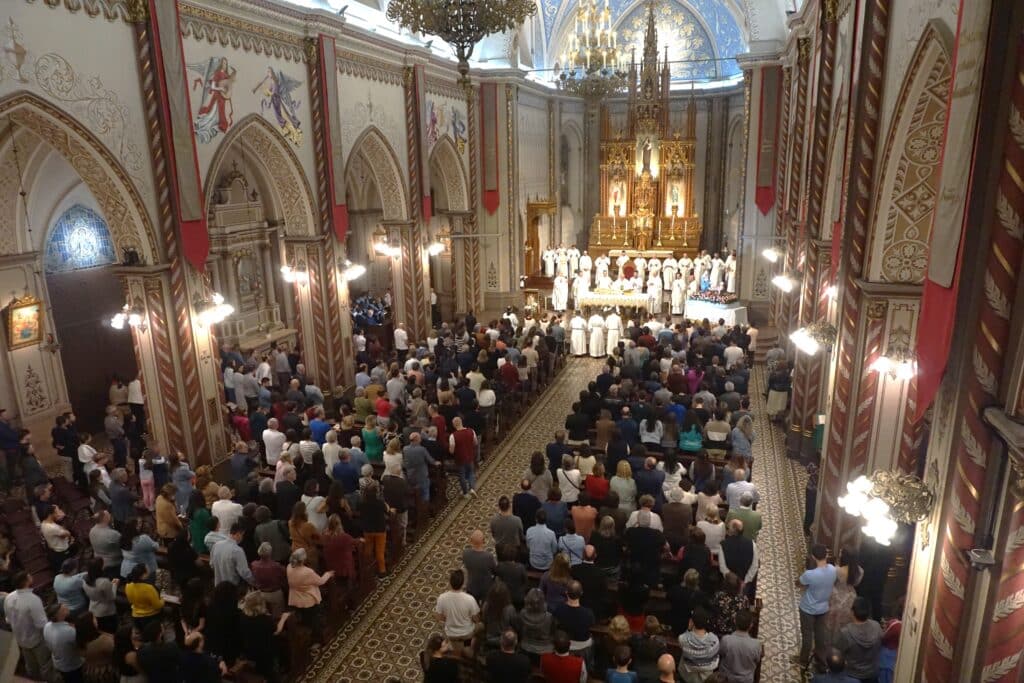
[124,564,163,632]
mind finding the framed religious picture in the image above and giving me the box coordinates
[6,295,44,350]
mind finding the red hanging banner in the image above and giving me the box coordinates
[755,66,783,215]
[412,66,432,220]
[480,83,500,215]
[317,35,349,242]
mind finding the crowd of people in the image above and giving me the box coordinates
[0,293,899,683]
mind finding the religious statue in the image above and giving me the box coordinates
[642,138,653,174]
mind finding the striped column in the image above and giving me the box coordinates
[781,39,812,338]
[770,65,793,331]
[465,84,484,314]
[925,34,1024,682]
[816,0,892,549]
[131,9,215,465]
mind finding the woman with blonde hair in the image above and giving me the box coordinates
[602,615,632,670]
[382,437,404,476]
[697,505,725,553]
[609,460,638,511]
[286,548,334,644]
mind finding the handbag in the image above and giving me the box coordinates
[679,425,703,452]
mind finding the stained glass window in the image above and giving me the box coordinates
[44,204,117,274]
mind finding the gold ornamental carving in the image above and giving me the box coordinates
[866,300,888,320]
[178,4,307,63]
[823,0,839,24]
[798,37,811,65]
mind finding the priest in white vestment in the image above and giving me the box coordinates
[595,254,611,280]
[580,251,593,273]
[647,274,663,314]
[571,272,589,307]
[569,312,588,356]
[604,308,622,356]
[725,251,737,293]
[615,251,630,274]
[552,275,569,311]
[678,255,693,284]
[596,272,613,290]
[648,258,662,283]
[634,256,647,283]
[710,254,724,291]
[587,312,606,358]
[662,257,677,291]
[671,272,687,315]
[568,247,581,274]
[542,249,556,277]
[556,248,569,277]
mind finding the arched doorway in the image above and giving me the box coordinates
[560,123,584,246]
[0,93,160,449]
[428,135,471,320]
[202,115,318,369]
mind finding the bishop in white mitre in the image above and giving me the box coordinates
[604,308,622,356]
[552,275,569,311]
[587,312,606,358]
[569,312,588,356]
[542,248,556,277]
[662,256,678,291]
[556,247,569,277]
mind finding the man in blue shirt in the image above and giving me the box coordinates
[795,543,837,667]
[331,451,361,493]
[309,407,331,446]
[526,510,558,571]
[546,431,573,476]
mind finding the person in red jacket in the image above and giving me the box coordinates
[499,356,520,393]
[541,631,588,683]
[449,417,479,497]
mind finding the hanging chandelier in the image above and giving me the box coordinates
[554,0,627,99]
[386,0,537,85]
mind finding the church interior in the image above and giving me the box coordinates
[1,0,1024,681]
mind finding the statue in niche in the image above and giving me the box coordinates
[641,138,652,174]
[236,254,262,305]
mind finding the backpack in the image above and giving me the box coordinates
[679,425,703,452]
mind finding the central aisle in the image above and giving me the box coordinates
[309,358,602,682]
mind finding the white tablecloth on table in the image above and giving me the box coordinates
[576,291,650,311]
[684,299,748,326]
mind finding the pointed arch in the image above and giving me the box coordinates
[203,114,318,236]
[0,92,159,262]
[867,21,952,284]
[428,135,470,212]
[345,126,410,221]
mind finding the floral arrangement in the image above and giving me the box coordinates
[688,290,738,304]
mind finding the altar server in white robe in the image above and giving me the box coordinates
[569,311,588,356]
[552,275,569,311]
[587,311,606,358]
[556,247,569,277]
[671,271,687,315]
[568,246,581,274]
[725,251,737,293]
[542,248,556,277]
[604,308,623,356]
[595,254,611,280]
[580,250,593,274]
[710,253,725,291]
[616,250,630,275]
[634,255,647,283]
[647,273,663,314]
[662,256,678,291]
[571,272,588,307]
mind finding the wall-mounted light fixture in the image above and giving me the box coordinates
[825,284,838,300]
[790,320,837,356]
[280,261,310,284]
[426,241,446,256]
[772,273,796,292]
[339,259,366,281]
[762,247,780,263]
[870,345,917,380]
[194,292,234,327]
[110,298,148,333]
[838,471,935,545]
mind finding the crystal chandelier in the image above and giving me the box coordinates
[554,0,627,99]
[387,0,537,84]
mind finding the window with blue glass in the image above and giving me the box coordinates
[44,204,117,274]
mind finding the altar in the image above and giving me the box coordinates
[685,298,748,326]
[577,291,650,312]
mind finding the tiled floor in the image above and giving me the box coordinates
[305,359,808,682]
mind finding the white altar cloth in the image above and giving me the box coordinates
[684,299,748,326]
